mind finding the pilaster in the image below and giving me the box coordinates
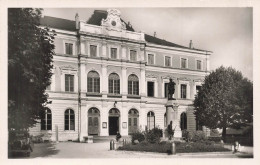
[122,66,127,97]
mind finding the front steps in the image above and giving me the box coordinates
[93,135,132,143]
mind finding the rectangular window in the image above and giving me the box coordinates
[164,83,169,98]
[65,43,73,55]
[181,58,187,68]
[90,45,97,57]
[130,50,137,61]
[147,81,154,97]
[197,60,202,70]
[165,56,171,67]
[111,48,117,59]
[148,54,154,65]
[196,86,201,94]
[65,74,74,92]
[181,84,187,99]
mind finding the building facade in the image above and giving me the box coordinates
[29,9,211,142]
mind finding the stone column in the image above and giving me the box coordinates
[80,103,87,142]
[101,41,107,57]
[80,62,86,93]
[140,66,146,97]
[121,44,127,60]
[100,103,109,136]
[122,66,127,98]
[102,64,108,98]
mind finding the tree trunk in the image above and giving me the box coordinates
[222,126,226,142]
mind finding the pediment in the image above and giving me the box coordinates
[101,9,126,32]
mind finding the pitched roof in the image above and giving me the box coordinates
[145,34,189,49]
[40,10,209,52]
[40,16,76,31]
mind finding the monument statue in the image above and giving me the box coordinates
[168,78,176,100]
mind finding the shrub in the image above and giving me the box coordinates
[188,131,207,142]
[145,127,163,143]
[182,130,189,141]
[210,129,220,137]
[203,140,215,145]
[139,141,149,146]
[159,141,167,145]
[131,131,145,144]
[208,136,222,143]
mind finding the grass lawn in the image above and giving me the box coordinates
[118,141,231,154]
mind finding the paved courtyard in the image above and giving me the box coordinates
[11,142,251,158]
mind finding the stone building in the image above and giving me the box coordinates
[29,9,211,141]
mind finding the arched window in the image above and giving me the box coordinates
[147,111,155,130]
[41,108,52,130]
[128,74,139,95]
[180,112,187,130]
[87,71,100,93]
[108,73,120,94]
[88,107,100,135]
[65,109,75,130]
[128,109,139,134]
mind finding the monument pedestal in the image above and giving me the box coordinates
[165,99,182,138]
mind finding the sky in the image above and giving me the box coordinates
[43,8,253,80]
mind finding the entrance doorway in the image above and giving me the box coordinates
[108,108,120,135]
[128,109,139,134]
[88,107,100,135]
[109,117,119,135]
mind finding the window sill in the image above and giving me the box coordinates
[127,95,141,99]
[63,91,77,94]
[40,130,52,132]
[86,93,102,97]
[107,94,122,98]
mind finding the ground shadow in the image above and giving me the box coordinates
[9,142,59,159]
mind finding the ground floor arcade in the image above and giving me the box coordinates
[29,99,200,142]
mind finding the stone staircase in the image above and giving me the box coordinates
[93,135,132,143]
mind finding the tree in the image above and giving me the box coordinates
[8,8,55,131]
[193,66,253,141]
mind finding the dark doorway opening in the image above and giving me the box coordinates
[109,117,119,135]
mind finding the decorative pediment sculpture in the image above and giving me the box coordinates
[101,9,126,31]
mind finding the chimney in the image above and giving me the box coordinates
[189,40,193,49]
[154,32,156,37]
[75,13,79,30]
